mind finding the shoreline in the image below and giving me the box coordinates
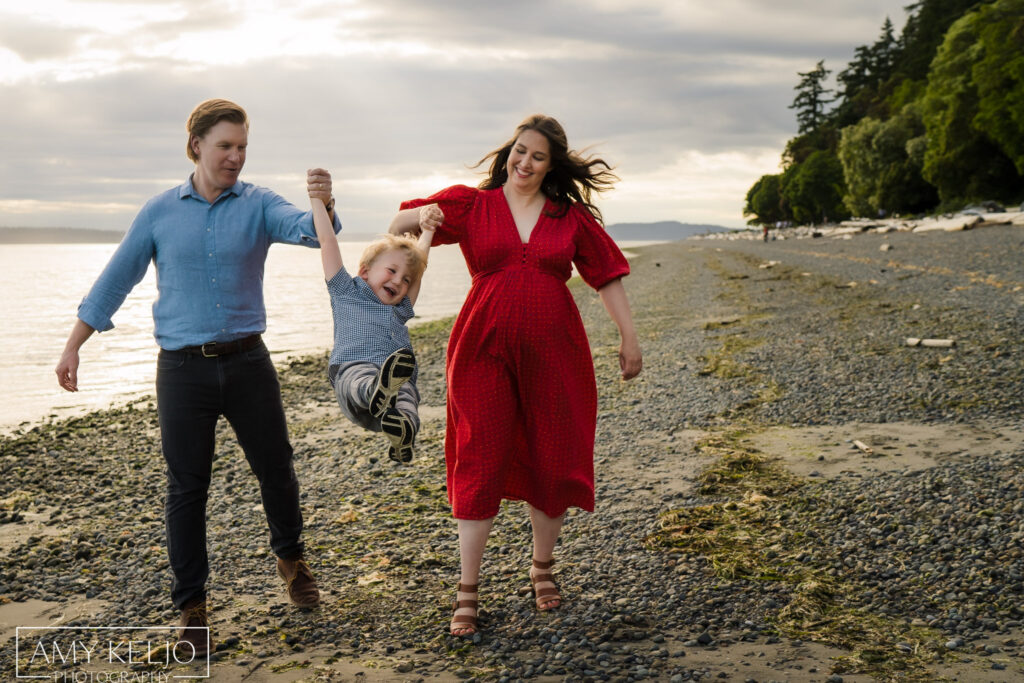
[3,228,1024,681]
[0,241,660,436]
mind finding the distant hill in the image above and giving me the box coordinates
[604,220,731,241]
[0,228,124,244]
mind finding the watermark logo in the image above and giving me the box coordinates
[15,627,209,680]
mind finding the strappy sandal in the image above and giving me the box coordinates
[450,582,478,637]
[530,558,562,611]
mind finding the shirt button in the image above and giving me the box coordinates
[216,303,221,308]
[209,253,213,257]
[211,278,216,282]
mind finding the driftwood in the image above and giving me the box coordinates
[911,215,983,233]
[852,439,874,455]
[905,338,956,348]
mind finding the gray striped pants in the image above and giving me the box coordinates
[332,361,420,434]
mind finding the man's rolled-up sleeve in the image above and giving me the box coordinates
[263,189,342,247]
[77,210,156,332]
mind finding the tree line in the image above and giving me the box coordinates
[744,0,1024,227]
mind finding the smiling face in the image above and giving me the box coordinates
[358,248,415,305]
[191,120,247,197]
[505,128,552,196]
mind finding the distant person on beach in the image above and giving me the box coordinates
[309,191,440,463]
[54,99,335,654]
[391,114,643,637]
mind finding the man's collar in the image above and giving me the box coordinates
[179,174,244,201]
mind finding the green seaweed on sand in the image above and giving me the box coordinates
[269,659,312,673]
[696,330,785,417]
[697,334,762,379]
[695,433,801,497]
[648,431,954,681]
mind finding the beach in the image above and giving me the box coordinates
[2,224,1023,682]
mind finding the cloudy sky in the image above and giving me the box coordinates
[0,0,909,232]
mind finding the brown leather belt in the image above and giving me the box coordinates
[176,334,262,358]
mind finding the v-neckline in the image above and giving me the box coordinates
[500,187,547,245]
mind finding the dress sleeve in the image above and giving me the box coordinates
[399,184,477,246]
[572,204,630,290]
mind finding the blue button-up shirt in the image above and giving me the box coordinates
[77,176,342,350]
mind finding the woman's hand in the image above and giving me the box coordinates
[618,334,642,380]
[598,278,642,380]
[419,204,443,233]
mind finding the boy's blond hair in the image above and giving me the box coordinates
[359,233,428,282]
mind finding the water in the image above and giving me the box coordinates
[0,240,657,433]
[0,241,472,432]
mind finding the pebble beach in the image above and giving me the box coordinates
[2,222,1023,682]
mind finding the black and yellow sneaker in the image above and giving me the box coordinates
[369,348,416,418]
[380,407,415,464]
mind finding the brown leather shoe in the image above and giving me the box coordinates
[177,599,211,658]
[277,556,320,608]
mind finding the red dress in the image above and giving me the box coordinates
[400,186,629,519]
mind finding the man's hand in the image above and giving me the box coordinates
[307,168,333,205]
[55,349,80,392]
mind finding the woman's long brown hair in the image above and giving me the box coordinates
[476,114,618,224]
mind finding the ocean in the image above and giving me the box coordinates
[0,241,472,433]
[0,240,657,433]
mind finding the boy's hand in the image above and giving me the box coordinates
[419,204,443,233]
[307,168,333,203]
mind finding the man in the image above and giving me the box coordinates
[55,99,339,655]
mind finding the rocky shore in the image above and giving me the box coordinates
[2,223,1023,682]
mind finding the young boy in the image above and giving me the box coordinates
[310,192,443,463]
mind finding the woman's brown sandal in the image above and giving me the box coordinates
[530,558,562,611]
[450,582,478,637]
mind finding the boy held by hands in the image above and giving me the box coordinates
[310,181,442,463]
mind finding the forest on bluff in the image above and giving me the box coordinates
[744,0,1024,226]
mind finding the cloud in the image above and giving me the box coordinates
[0,13,87,62]
[0,0,911,230]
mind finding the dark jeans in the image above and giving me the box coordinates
[156,341,304,609]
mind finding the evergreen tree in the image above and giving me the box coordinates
[747,0,1021,224]
[837,46,874,102]
[789,61,834,134]
[895,0,994,81]
[870,18,898,86]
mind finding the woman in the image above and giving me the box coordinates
[390,114,642,637]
